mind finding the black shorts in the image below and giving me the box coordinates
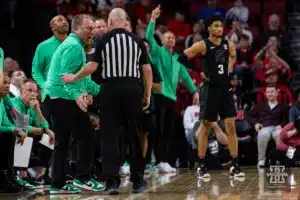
[199,83,236,122]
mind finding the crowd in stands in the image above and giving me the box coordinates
[1,0,299,194]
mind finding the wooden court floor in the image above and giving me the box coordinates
[3,167,300,200]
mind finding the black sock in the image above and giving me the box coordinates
[198,157,205,167]
[232,156,239,167]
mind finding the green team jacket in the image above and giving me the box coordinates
[44,33,100,101]
[32,36,62,100]
[3,97,49,133]
[145,21,197,101]
[0,47,3,70]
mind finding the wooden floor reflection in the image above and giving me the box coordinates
[8,167,300,200]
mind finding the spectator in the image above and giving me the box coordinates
[246,86,287,167]
[93,18,108,36]
[235,34,254,70]
[185,22,204,48]
[277,118,300,160]
[197,0,226,21]
[226,0,249,24]
[8,68,27,98]
[256,71,294,106]
[225,18,253,46]
[289,90,300,122]
[135,22,147,38]
[260,14,283,48]
[168,11,191,43]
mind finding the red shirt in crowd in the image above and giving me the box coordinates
[277,122,300,151]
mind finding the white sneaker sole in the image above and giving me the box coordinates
[72,182,105,192]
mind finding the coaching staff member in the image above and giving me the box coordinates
[62,8,153,195]
[45,14,104,194]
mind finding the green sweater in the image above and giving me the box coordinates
[4,97,49,133]
[44,33,100,100]
[145,21,197,101]
[0,47,3,70]
[0,100,16,133]
[32,36,62,100]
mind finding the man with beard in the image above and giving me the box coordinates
[32,15,69,101]
[177,15,244,179]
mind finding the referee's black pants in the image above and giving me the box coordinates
[99,79,144,182]
[46,97,95,188]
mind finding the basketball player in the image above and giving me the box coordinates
[178,15,245,179]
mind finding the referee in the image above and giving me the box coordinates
[62,8,153,195]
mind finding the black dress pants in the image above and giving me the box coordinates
[46,98,95,188]
[99,79,144,182]
[153,94,176,163]
[0,132,16,171]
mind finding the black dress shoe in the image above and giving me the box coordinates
[105,178,120,195]
[132,179,148,193]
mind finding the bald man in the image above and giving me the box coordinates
[32,15,69,102]
[61,8,152,195]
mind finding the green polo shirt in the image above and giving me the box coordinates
[4,97,49,133]
[0,47,4,70]
[32,36,62,99]
[44,33,100,101]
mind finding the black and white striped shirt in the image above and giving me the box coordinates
[90,28,149,82]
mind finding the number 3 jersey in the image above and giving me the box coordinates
[200,38,229,86]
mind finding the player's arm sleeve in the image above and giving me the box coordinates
[179,65,197,94]
[177,41,205,69]
[32,45,46,89]
[0,47,4,70]
[85,76,100,96]
[60,45,84,100]
[145,21,161,56]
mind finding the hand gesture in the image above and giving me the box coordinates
[142,96,151,110]
[192,92,199,105]
[46,129,55,145]
[85,95,93,105]
[29,99,40,109]
[76,93,88,112]
[255,123,263,132]
[151,5,161,21]
[61,73,76,83]
[14,128,26,144]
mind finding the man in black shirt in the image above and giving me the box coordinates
[61,8,153,195]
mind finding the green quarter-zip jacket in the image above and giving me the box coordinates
[0,99,16,133]
[32,36,62,100]
[145,21,197,101]
[44,33,100,101]
[0,47,4,70]
[4,97,49,133]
